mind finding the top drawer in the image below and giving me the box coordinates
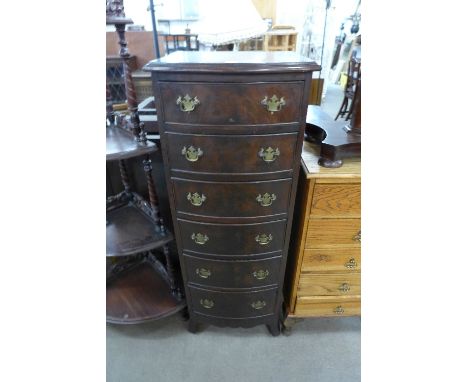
[158,82,304,125]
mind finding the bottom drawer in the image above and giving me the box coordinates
[189,286,277,319]
[294,296,360,317]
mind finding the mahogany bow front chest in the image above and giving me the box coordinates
[144,51,320,335]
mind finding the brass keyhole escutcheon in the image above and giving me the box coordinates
[261,95,286,114]
[256,193,276,207]
[176,94,200,112]
[187,192,206,206]
[200,299,214,309]
[258,147,280,162]
[345,258,357,269]
[191,233,209,245]
[253,270,269,280]
[182,146,203,162]
[255,233,273,245]
[353,230,361,242]
[334,306,345,314]
[250,300,267,310]
[196,268,211,279]
[338,283,351,293]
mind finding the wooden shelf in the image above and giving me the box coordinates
[107,261,185,324]
[106,127,157,161]
[106,203,173,257]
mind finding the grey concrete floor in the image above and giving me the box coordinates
[107,314,360,382]
[106,83,359,382]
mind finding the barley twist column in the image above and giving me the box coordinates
[143,155,165,234]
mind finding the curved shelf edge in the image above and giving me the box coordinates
[106,127,157,162]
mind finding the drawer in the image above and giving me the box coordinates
[301,248,361,272]
[294,296,360,317]
[173,178,292,219]
[310,183,360,218]
[189,286,277,318]
[183,254,282,288]
[178,219,286,255]
[297,273,361,296]
[306,219,361,248]
[159,81,304,124]
[166,132,297,175]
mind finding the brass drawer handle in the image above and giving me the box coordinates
[345,258,357,269]
[256,193,276,207]
[251,300,267,310]
[187,192,206,206]
[200,299,214,309]
[258,147,280,162]
[181,146,203,162]
[255,233,273,245]
[176,94,200,112]
[334,306,345,314]
[261,95,286,113]
[191,233,209,245]
[353,230,361,242]
[253,270,269,280]
[196,268,211,279]
[338,283,351,293]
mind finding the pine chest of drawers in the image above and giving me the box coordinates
[285,141,361,318]
[145,52,319,335]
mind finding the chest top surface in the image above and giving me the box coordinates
[143,51,320,74]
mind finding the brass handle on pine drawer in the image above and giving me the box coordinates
[255,233,273,245]
[251,300,267,310]
[353,230,361,242]
[338,283,351,293]
[196,268,211,279]
[191,233,209,245]
[187,192,206,206]
[345,258,357,269]
[258,147,280,162]
[261,95,286,113]
[181,146,203,162]
[253,270,269,280]
[176,94,200,112]
[256,193,276,207]
[334,306,345,314]
[200,299,214,309]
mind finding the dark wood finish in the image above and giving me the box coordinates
[106,260,185,324]
[166,132,298,176]
[305,105,361,168]
[172,178,292,220]
[145,51,319,334]
[106,127,156,161]
[178,219,287,256]
[184,254,282,289]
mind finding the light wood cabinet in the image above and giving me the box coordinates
[285,142,361,318]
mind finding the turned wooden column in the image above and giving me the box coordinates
[143,155,165,234]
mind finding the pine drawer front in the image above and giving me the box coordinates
[297,273,361,296]
[178,219,286,256]
[306,219,361,248]
[301,248,361,272]
[295,296,361,317]
[184,255,282,289]
[173,178,292,219]
[189,286,277,318]
[159,81,304,125]
[166,132,298,176]
[310,183,361,218]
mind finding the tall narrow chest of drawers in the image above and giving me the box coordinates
[285,141,361,319]
[145,51,319,335]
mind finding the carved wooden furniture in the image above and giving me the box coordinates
[285,141,360,321]
[106,0,184,324]
[144,51,319,335]
[335,57,361,121]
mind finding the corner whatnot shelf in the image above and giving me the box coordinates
[106,0,185,324]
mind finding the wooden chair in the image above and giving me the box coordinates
[335,57,361,121]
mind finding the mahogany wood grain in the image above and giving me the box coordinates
[106,127,156,161]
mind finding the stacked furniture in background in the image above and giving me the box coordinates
[145,51,319,335]
[285,141,361,322]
